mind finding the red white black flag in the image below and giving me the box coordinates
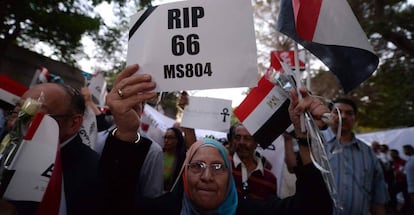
[277,0,378,93]
[234,76,291,148]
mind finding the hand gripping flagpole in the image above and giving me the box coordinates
[265,50,343,213]
[293,43,306,132]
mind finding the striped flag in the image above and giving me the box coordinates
[38,67,51,83]
[277,0,379,93]
[36,148,65,215]
[0,74,28,105]
[37,67,64,84]
[234,76,291,148]
[1,113,65,214]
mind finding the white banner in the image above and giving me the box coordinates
[127,0,258,92]
[3,114,59,202]
[357,127,414,161]
[141,103,227,146]
[181,96,232,132]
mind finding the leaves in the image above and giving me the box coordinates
[0,0,152,68]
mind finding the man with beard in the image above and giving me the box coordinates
[230,123,277,202]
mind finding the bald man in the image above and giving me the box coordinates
[10,83,100,215]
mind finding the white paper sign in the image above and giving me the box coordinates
[143,104,175,132]
[181,96,232,132]
[3,114,59,202]
[127,0,258,92]
[79,106,98,150]
[88,73,107,107]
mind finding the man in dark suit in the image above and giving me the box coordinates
[10,83,100,215]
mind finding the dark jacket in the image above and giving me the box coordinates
[10,134,100,215]
[104,161,332,215]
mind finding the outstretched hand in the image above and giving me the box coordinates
[106,64,157,142]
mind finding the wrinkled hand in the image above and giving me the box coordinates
[106,64,157,142]
[289,87,329,138]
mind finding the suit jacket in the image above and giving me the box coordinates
[61,134,100,215]
[10,134,100,215]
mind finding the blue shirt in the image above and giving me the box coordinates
[322,129,389,215]
[405,156,414,193]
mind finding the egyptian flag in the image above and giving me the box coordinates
[38,67,51,83]
[0,74,28,105]
[34,115,66,215]
[36,148,65,215]
[0,113,65,214]
[37,67,64,84]
[234,76,291,148]
[277,0,379,93]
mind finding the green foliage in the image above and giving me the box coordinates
[1,0,413,130]
[309,0,414,130]
[0,0,152,67]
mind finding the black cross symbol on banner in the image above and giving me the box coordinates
[221,108,229,122]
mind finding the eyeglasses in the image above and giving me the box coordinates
[163,135,176,140]
[187,161,227,175]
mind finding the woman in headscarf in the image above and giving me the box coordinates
[100,65,332,215]
[131,137,237,215]
[180,138,238,214]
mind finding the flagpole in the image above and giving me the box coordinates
[30,69,40,87]
[305,50,311,89]
[294,42,306,132]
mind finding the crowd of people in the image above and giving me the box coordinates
[0,63,412,215]
[370,140,414,214]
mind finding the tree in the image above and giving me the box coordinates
[0,0,152,68]
[252,0,292,74]
[312,0,414,129]
[253,0,414,130]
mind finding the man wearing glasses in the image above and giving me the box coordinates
[4,83,101,215]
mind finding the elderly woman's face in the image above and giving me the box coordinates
[187,146,229,211]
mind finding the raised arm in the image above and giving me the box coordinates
[106,64,157,142]
[288,87,328,165]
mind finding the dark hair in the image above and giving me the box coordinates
[58,84,86,115]
[227,122,242,140]
[403,144,414,153]
[390,149,399,155]
[381,144,389,150]
[165,127,186,189]
[168,127,185,152]
[329,98,358,114]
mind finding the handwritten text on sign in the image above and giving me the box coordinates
[181,96,232,132]
[127,0,258,92]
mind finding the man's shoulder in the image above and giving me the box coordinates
[406,157,414,167]
[65,134,99,159]
[355,138,375,152]
[140,136,163,164]
[141,136,162,153]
